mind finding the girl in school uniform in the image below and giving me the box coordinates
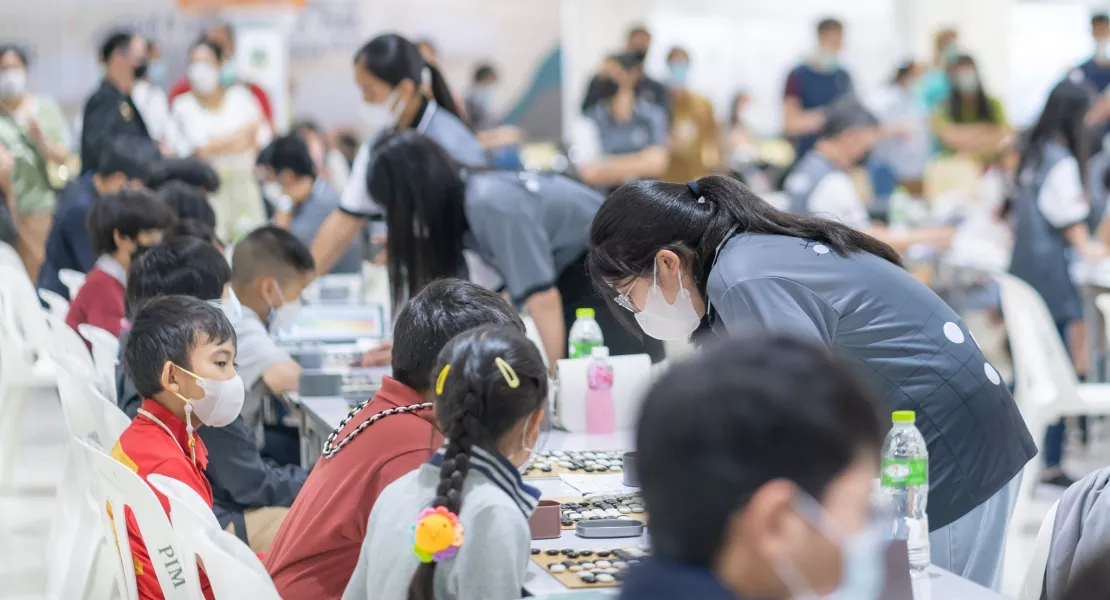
[366,131,664,365]
[311,33,486,274]
[1010,79,1108,488]
[342,325,546,600]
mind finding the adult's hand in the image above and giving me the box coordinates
[359,340,393,367]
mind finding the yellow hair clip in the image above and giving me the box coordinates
[435,365,451,396]
[495,357,520,389]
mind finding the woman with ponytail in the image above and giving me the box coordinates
[342,325,547,600]
[311,33,487,274]
[588,174,1035,590]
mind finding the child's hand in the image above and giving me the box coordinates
[358,340,393,367]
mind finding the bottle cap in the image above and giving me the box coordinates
[892,410,916,423]
[590,346,609,359]
[576,308,596,319]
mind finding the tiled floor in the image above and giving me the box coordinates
[0,387,1101,600]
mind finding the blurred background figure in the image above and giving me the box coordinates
[170,22,274,125]
[466,63,524,168]
[918,28,960,114]
[131,40,172,154]
[0,45,71,279]
[661,46,718,182]
[171,39,271,243]
[582,25,670,118]
[783,18,854,159]
[867,61,930,195]
[931,54,1011,164]
[81,31,155,176]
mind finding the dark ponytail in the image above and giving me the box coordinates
[407,325,548,600]
[587,174,902,327]
[354,33,467,126]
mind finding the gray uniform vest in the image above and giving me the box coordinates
[783,150,839,216]
[1010,142,1082,324]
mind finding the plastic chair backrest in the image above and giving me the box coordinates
[79,324,121,400]
[75,437,195,600]
[148,475,221,600]
[38,288,70,320]
[45,312,95,375]
[55,359,107,443]
[991,272,1080,414]
[190,527,282,600]
[59,268,87,299]
[1019,500,1059,600]
[0,264,52,359]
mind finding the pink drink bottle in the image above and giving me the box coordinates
[586,346,615,434]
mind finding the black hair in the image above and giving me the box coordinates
[817,18,843,35]
[473,63,497,83]
[666,46,689,62]
[99,31,134,64]
[368,131,468,309]
[268,134,316,178]
[293,120,321,137]
[354,33,465,124]
[86,189,176,255]
[165,218,221,248]
[392,279,525,392]
[125,235,231,318]
[256,140,275,168]
[892,61,916,85]
[820,98,878,139]
[408,325,547,600]
[1094,13,1109,28]
[147,158,220,192]
[124,295,236,400]
[190,38,223,64]
[230,225,315,286]
[947,55,995,123]
[638,333,884,566]
[627,25,650,40]
[1019,79,1095,193]
[587,175,901,332]
[156,181,216,229]
[96,136,160,181]
[0,45,29,67]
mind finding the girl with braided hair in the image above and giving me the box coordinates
[342,325,548,600]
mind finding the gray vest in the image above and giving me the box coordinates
[784,151,839,216]
[1010,141,1082,323]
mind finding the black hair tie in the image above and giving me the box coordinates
[687,181,706,204]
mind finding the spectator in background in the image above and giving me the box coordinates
[1079,14,1110,93]
[724,92,759,174]
[66,189,175,337]
[169,22,274,124]
[661,46,719,183]
[931,54,1011,163]
[39,136,157,299]
[918,28,960,113]
[582,25,671,117]
[783,18,854,159]
[465,64,524,167]
[292,121,329,180]
[0,145,16,246]
[131,39,172,153]
[867,62,930,194]
[171,39,271,243]
[80,31,155,175]
[0,45,72,279]
[267,134,363,274]
[576,52,670,191]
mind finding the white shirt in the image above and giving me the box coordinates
[807,171,871,230]
[866,85,930,180]
[169,84,272,171]
[1038,156,1090,229]
[131,79,171,145]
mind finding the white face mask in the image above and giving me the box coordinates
[172,365,245,428]
[188,62,220,95]
[358,88,403,133]
[0,69,27,100]
[634,264,702,341]
[267,281,302,333]
[209,287,243,325]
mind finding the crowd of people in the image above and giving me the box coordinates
[7,11,1110,600]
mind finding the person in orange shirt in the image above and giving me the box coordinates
[661,46,720,183]
[111,294,243,600]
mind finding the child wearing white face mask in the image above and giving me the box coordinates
[114,294,242,600]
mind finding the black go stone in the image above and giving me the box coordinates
[584,467,595,473]
[561,548,574,555]
[579,550,593,556]
[540,466,552,472]
[531,548,541,555]
[580,574,598,584]
[597,550,612,557]
[561,519,573,526]
[566,551,579,558]
[545,549,561,556]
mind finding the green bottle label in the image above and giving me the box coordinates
[881,458,928,487]
[570,340,601,359]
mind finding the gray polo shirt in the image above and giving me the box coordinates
[461,170,604,303]
[584,99,668,156]
[340,101,487,218]
[290,179,363,274]
[233,308,292,448]
[706,232,1036,530]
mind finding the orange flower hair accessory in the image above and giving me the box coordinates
[412,506,465,563]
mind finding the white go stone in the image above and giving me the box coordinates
[580,562,595,569]
[614,561,629,569]
[596,574,616,583]
[603,568,619,575]
[595,560,612,568]
[618,507,632,514]
[549,564,567,573]
[569,565,583,572]
[943,322,964,344]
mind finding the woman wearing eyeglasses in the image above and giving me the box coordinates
[587,173,1034,591]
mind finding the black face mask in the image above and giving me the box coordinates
[133,62,149,79]
[595,77,620,100]
[855,149,873,168]
[630,50,648,65]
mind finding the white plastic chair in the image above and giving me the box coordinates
[79,324,121,401]
[191,527,282,600]
[75,436,195,600]
[1019,500,1059,600]
[59,268,87,299]
[45,313,96,379]
[39,288,71,320]
[148,475,221,600]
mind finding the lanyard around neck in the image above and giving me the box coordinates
[137,407,197,465]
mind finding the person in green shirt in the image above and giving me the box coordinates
[930,54,1011,165]
[0,45,72,279]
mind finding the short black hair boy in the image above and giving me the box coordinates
[268,135,316,179]
[126,235,232,318]
[230,225,315,288]
[147,158,221,193]
[157,180,217,229]
[86,189,176,256]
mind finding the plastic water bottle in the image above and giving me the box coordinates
[881,410,931,575]
[585,346,615,434]
[568,308,604,359]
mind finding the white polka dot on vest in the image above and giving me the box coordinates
[943,322,964,344]
[984,363,1000,385]
[813,244,830,255]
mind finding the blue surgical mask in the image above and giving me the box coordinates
[816,50,840,72]
[470,84,494,108]
[667,61,690,87]
[147,61,167,87]
[219,63,236,87]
